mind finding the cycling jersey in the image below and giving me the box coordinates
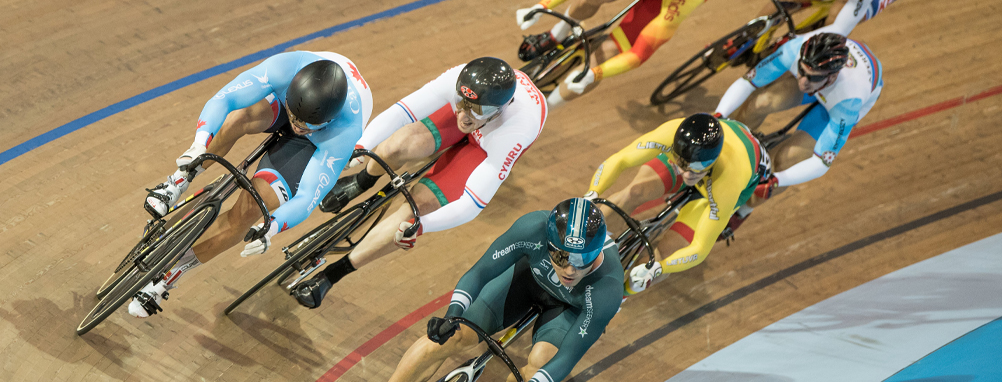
[191,51,373,234]
[355,64,546,233]
[716,31,882,187]
[447,211,623,382]
[588,118,767,274]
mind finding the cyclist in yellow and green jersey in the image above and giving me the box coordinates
[582,113,770,295]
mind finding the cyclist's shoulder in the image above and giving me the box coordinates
[643,118,684,143]
[515,210,550,227]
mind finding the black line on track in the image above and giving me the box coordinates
[568,190,1002,382]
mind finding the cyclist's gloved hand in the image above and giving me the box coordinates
[427,316,458,345]
[626,261,663,295]
[344,144,366,171]
[583,191,598,201]
[394,218,422,250]
[754,174,780,200]
[565,68,597,95]
[240,220,278,257]
[516,4,546,30]
[177,143,207,176]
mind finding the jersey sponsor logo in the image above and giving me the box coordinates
[579,285,594,337]
[491,241,543,260]
[516,73,542,105]
[347,61,367,89]
[636,141,671,153]
[853,0,864,16]
[663,0,688,22]
[592,163,605,187]
[459,85,478,99]
[214,79,254,99]
[348,90,360,114]
[706,177,720,220]
[498,143,524,180]
[308,152,333,211]
[252,69,269,85]
[667,254,698,267]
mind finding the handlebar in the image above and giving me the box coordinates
[185,153,272,241]
[444,317,525,382]
[350,148,423,237]
[591,198,659,269]
[524,8,592,83]
[770,0,799,37]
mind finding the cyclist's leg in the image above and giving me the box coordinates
[518,307,575,382]
[627,198,706,289]
[345,182,443,268]
[388,325,481,382]
[729,73,804,132]
[599,156,680,233]
[512,342,559,382]
[361,117,439,177]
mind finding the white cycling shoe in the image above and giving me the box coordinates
[144,175,188,218]
[128,281,170,318]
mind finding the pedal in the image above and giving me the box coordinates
[135,290,164,316]
[286,257,327,290]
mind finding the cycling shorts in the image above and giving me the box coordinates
[416,105,488,207]
[461,257,577,346]
[253,101,315,206]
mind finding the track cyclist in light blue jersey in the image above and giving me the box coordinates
[130,51,373,318]
[713,31,883,240]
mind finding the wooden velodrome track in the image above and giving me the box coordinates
[2,0,1001,380]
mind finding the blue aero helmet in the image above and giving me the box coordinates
[546,198,607,269]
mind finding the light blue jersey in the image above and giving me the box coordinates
[191,51,373,233]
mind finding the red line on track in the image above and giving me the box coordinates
[316,84,1002,381]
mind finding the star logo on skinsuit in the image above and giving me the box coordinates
[196,119,207,130]
[579,328,587,337]
[252,70,269,84]
[531,241,543,250]
[348,62,367,89]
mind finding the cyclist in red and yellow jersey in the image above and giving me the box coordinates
[516,0,708,107]
[582,113,770,294]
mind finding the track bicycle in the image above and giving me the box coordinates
[517,0,642,95]
[433,307,540,382]
[77,133,277,335]
[650,0,833,105]
[223,148,437,314]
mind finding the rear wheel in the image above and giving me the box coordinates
[95,220,166,299]
[77,206,216,335]
[650,18,768,105]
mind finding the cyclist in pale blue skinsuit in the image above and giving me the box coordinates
[130,51,373,318]
[713,30,883,240]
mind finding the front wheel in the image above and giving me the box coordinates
[77,206,216,335]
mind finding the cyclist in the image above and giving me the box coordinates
[128,51,372,318]
[515,0,708,107]
[713,31,883,239]
[387,198,623,382]
[290,57,547,309]
[581,113,769,295]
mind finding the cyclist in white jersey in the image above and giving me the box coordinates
[290,57,548,309]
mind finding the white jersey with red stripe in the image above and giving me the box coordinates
[357,64,547,233]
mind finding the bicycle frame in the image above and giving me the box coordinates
[608,188,696,271]
[751,0,833,57]
[441,307,541,382]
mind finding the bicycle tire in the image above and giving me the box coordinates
[77,207,216,335]
[95,220,166,299]
[650,19,768,105]
[224,206,369,314]
[520,49,585,95]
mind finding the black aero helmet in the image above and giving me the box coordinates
[670,113,724,172]
[456,57,516,120]
[546,198,607,269]
[286,60,348,125]
[800,33,850,74]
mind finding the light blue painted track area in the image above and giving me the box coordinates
[885,318,1002,382]
[667,233,1002,382]
[0,0,448,167]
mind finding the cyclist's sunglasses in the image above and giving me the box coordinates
[547,242,592,270]
[456,98,503,121]
[285,104,324,134]
[797,62,834,83]
[668,150,714,173]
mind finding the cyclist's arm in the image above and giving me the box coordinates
[446,212,543,317]
[715,41,799,118]
[660,174,743,273]
[817,0,892,36]
[536,0,568,9]
[419,132,536,233]
[774,97,861,186]
[267,126,363,233]
[193,53,302,147]
[592,0,705,80]
[355,65,463,149]
[529,276,622,382]
[588,125,674,195]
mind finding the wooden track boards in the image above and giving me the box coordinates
[1,0,1000,381]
